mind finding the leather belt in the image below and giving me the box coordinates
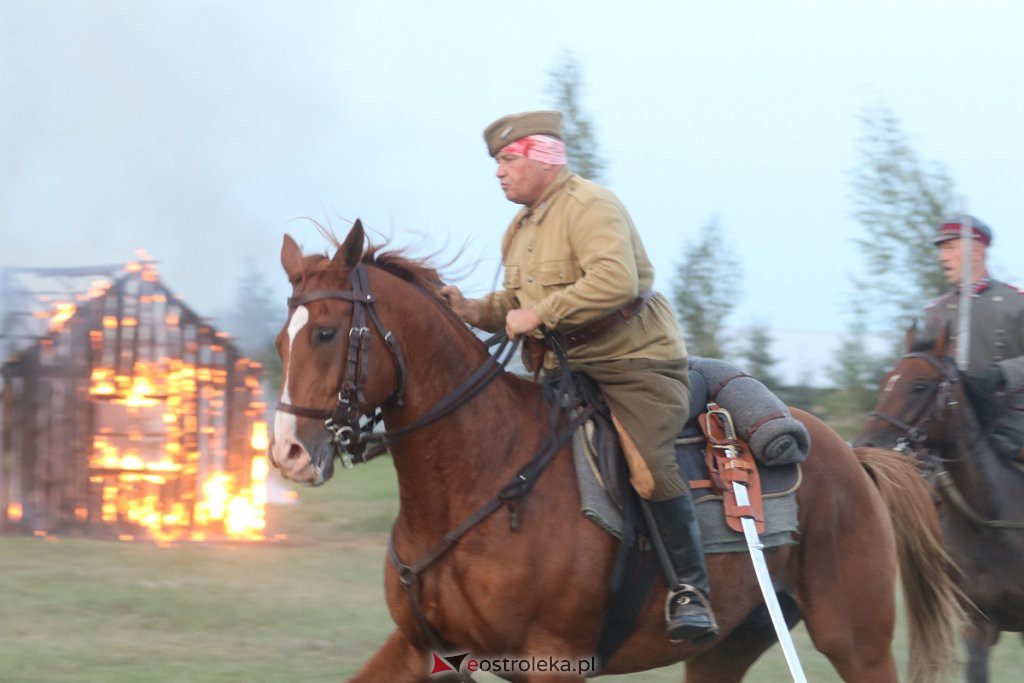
[562,289,655,348]
[523,290,655,371]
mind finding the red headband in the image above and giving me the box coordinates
[499,135,567,165]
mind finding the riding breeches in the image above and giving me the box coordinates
[571,357,691,501]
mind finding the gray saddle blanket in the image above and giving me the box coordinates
[573,361,804,553]
[574,431,801,553]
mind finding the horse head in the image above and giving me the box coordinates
[853,323,963,454]
[269,220,406,485]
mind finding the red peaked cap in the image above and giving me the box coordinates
[932,215,992,246]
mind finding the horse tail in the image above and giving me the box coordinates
[855,446,966,683]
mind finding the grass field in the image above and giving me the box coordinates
[2,456,1021,682]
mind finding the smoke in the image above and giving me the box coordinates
[0,2,354,320]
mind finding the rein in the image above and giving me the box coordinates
[874,352,1024,531]
[930,468,1024,530]
[388,404,596,662]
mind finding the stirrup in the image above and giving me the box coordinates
[665,584,719,644]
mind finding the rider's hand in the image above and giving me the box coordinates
[505,308,543,339]
[440,284,480,326]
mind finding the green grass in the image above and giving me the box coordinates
[1,457,1021,682]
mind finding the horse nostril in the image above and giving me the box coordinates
[286,443,304,461]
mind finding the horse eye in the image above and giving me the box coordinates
[315,327,338,344]
[911,382,929,393]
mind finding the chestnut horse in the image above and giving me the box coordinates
[269,222,962,682]
[855,328,1024,683]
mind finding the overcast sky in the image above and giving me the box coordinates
[2,1,1021,383]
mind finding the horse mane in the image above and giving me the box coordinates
[296,228,484,338]
[300,222,442,290]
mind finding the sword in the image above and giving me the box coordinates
[955,213,973,371]
[710,406,808,683]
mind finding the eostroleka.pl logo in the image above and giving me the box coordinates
[430,651,597,677]
[430,652,470,676]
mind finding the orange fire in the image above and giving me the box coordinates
[86,354,268,543]
[7,503,23,522]
[33,301,78,333]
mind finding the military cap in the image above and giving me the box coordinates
[933,214,993,246]
[483,110,563,157]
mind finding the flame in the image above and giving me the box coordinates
[82,355,267,542]
[83,279,112,300]
[119,374,160,408]
[7,503,23,522]
[33,301,78,332]
[250,422,269,452]
[48,302,77,332]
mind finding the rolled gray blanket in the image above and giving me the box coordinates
[689,357,810,465]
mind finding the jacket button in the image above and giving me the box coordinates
[527,277,534,284]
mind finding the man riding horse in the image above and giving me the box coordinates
[925,215,1024,462]
[440,110,718,643]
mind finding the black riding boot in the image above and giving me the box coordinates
[643,494,719,644]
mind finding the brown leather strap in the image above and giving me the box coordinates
[562,290,654,348]
[699,403,766,534]
[520,291,655,374]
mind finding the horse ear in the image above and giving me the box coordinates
[935,321,952,358]
[905,319,918,352]
[281,234,304,284]
[331,219,365,271]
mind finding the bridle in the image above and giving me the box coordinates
[276,262,408,469]
[868,352,957,455]
[276,261,520,471]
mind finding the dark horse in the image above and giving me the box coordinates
[269,222,963,682]
[855,327,1024,683]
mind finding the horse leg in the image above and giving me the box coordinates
[964,617,999,683]
[685,597,801,683]
[796,504,899,681]
[799,564,898,682]
[347,629,430,683]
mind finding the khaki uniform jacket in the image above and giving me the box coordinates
[924,278,1024,391]
[474,168,685,365]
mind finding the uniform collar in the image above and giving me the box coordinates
[953,277,992,295]
[519,167,574,227]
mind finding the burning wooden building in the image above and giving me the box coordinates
[0,257,269,542]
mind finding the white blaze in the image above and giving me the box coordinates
[274,305,309,445]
